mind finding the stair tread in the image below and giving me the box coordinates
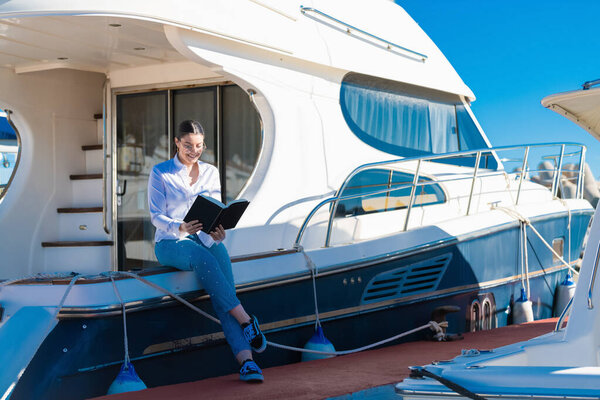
[70,173,102,180]
[82,144,102,151]
[42,241,113,248]
[57,207,103,213]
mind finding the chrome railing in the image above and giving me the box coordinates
[299,6,428,61]
[294,142,586,249]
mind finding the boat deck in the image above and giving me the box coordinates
[93,319,557,400]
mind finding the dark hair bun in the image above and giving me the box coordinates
[177,120,204,139]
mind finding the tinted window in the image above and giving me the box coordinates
[337,169,445,217]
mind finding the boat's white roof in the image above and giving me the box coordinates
[0,0,475,99]
[542,86,600,142]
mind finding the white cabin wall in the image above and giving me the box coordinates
[0,68,104,278]
[166,27,410,254]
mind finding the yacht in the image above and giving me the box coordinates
[396,80,600,400]
[0,1,593,399]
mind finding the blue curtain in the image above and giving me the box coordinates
[340,80,490,162]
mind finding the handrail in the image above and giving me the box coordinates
[588,242,600,309]
[515,147,529,205]
[102,79,111,234]
[582,79,600,90]
[299,6,428,61]
[0,110,22,203]
[403,159,421,231]
[294,142,586,249]
[577,148,586,199]
[551,144,565,198]
[465,151,481,215]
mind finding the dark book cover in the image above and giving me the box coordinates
[184,195,249,233]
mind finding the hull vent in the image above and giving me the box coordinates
[361,253,452,304]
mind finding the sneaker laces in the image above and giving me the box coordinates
[243,321,257,341]
[241,360,261,374]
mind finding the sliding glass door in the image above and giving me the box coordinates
[116,84,261,270]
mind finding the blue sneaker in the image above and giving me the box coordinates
[242,315,267,353]
[239,359,264,383]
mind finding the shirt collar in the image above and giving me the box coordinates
[172,153,187,172]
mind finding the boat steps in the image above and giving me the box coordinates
[41,241,113,247]
[82,144,102,151]
[41,116,111,271]
[57,207,103,213]
[69,173,102,180]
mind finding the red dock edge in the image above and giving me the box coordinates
[92,319,557,400]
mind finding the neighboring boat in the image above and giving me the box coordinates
[0,2,594,399]
[396,81,600,400]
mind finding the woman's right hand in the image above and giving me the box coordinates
[179,220,203,235]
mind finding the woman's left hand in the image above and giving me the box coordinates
[210,224,226,242]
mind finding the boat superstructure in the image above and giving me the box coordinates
[0,1,594,399]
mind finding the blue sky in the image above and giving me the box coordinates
[397,1,600,176]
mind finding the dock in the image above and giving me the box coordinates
[93,319,557,400]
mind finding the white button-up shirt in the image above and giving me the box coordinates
[148,154,221,247]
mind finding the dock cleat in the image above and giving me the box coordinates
[239,359,264,383]
[242,315,267,353]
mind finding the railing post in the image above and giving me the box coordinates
[551,144,565,198]
[577,147,586,199]
[516,147,530,205]
[403,160,422,231]
[324,197,339,248]
[466,151,482,216]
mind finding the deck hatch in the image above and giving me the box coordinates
[360,254,452,304]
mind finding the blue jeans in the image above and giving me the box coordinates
[155,235,250,356]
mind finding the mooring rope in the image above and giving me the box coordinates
[266,321,447,356]
[497,206,579,277]
[110,276,131,366]
[111,271,446,356]
[4,270,447,358]
[298,245,322,328]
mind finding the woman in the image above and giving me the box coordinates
[148,120,266,382]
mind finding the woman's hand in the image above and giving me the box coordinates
[209,224,226,242]
[179,220,203,235]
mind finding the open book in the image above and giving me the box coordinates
[183,195,250,234]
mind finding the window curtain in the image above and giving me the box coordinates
[342,82,459,155]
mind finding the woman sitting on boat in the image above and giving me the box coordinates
[148,119,266,383]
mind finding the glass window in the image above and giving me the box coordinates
[222,85,262,202]
[340,72,492,162]
[0,110,18,200]
[337,169,445,217]
[173,87,217,165]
